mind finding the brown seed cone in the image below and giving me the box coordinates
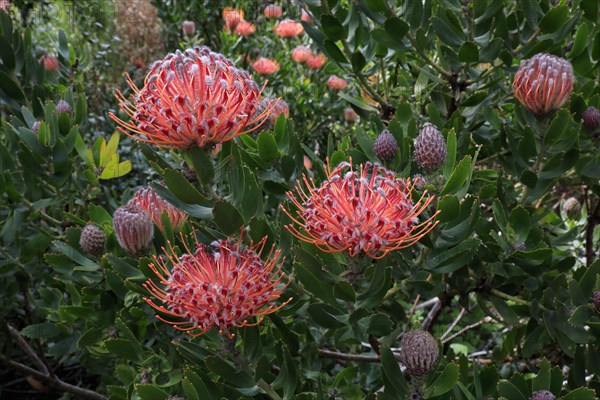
[414,123,447,171]
[79,224,106,257]
[374,129,398,162]
[399,330,439,377]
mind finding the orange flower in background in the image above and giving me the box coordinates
[39,55,59,73]
[282,161,437,259]
[264,4,282,19]
[301,9,313,23]
[110,46,274,149]
[129,186,188,232]
[234,20,256,36]
[252,57,280,75]
[327,75,348,90]
[223,7,244,31]
[512,53,573,118]
[291,45,312,63]
[262,96,288,127]
[306,53,327,70]
[144,231,291,337]
[273,19,304,37]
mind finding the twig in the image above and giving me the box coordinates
[441,317,494,344]
[8,326,48,375]
[318,349,384,363]
[421,299,442,332]
[440,308,466,342]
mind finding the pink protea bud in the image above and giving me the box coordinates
[39,55,59,74]
[512,53,573,118]
[399,330,439,377]
[222,7,244,32]
[327,75,348,90]
[291,46,312,64]
[301,9,313,23]
[264,4,282,19]
[592,291,600,313]
[32,121,41,134]
[234,20,256,36]
[273,19,303,37]
[343,107,358,122]
[414,123,447,171]
[373,129,398,162]
[530,390,555,400]
[79,224,106,257]
[129,186,188,232]
[182,20,195,36]
[563,197,581,219]
[251,57,280,75]
[306,53,327,70]
[263,97,288,127]
[56,100,72,115]
[582,106,600,131]
[113,203,154,257]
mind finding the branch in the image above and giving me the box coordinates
[441,317,494,344]
[318,349,385,363]
[585,195,600,267]
[440,308,466,342]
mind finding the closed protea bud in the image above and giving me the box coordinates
[592,291,600,313]
[530,390,555,400]
[415,123,446,171]
[56,100,72,115]
[563,197,581,219]
[113,203,154,257]
[79,224,106,256]
[32,121,41,134]
[181,161,198,183]
[343,107,358,122]
[373,130,398,162]
[582,106,600,131]
[182,20,195,36]
[399,330,439,377]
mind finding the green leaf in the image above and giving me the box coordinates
[440,156,472,197]
[205,356,254,388]
[52,241,99,271]
[181,378,199,400]
[531,359,551,391]
[380,347,409,395]
[163,169,208,204]
[271,345,298,400]
[367,314,394,336]
[563,387,597,400]
[258,131,279,163]
[356,266,392,308]
[423,363,459,398]
[187,147,214,186]
[135,384,170,400]
[58,30,69,60]
[458,42,479,63]
[307,303,347,329]
[339,92,378,112]
[0,71,25,100]
[437,195,460,223]
[539,5,568,33]
[497,380,527,400]
[212,200,244,236]
[0,36,16,71]
[442,129,457,179]
[545,109,571,145]
[384,17,409,42]
[425,239,480,273]
[508,206,530,242]
[351,51,366,72]
[578,260,600,298]
[293,260,337,304]
[21,323,60,339]
[431,12,465,46]
[321,14,346,41]
[322,39,347,65]
[106,339,143,362]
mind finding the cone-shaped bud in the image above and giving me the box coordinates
[32,121,41,134]
[182,20,195,36]
[399,330,439,376]
[79,224,106,256]
[56,100,72,115]
[530,390,555,400]
[415,123,446,171]
[563,197,581,219]
[582,106,600,131]
[113,203,154,256]
[181,161,198,183]
[373,129,398,162]
[513,242,527,252]
[592,291,600,313]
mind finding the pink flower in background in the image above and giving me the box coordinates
[182,20,195,36]
[291,45,312,63]
[234,20,256,36]
[343,107,358,122]
[306,53,327,70]
[252,57,280,75]
[301,9,313,23]
[327,75,348,90]
[129,186,188,232]
[264,4,283,19]
[223,7,245,31]
[39,55,59,73]
[274,19,304,37]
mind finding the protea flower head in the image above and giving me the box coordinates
[79,224,106,257]
[129,186,188,232]
[273,19,304,37]
[512,53,573,118]
[343,107,358,122]
[264,4,282,19]
[415,123,447,171]
[301,9,313,23]
[234,20,256,36]
[110,46,275,149]
[39,54,59,74]
[562,197,581,219]
[306,53,327,70]
[582,106,600,131]
[144,230,291,337]
[530,390,555,400]
[399,330,439,377]
[222,7,244,31]
[291,46,312,64]
[374,129,398,162]
[282,161,437,259]
[263,96,289,127]
[251,57,280,75]
[56,100,72,115]
[327,75,348,90]
[113,203,154,257]
[182,20,195,36]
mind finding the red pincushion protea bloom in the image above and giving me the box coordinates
[234,20,256,36]
[110,46,274,149]
[512,53,574,118]
[129,186,188,232]
[264,4,282,19]
[307,53,327,70]
[301,10,313,23]
[39,55,59,73]
[291,46,312,64]
[327,75,348,90]
[274,19,304,37]
[252,57,280,75]
[223,7,245,31]
[282,161,438,259]
[144,231,291,337]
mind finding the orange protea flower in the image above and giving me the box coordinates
[273,19,304,37]
[252,57,280,75]
[39,55,59,74]
[307,53,327,70]
[234,20,256,36]
[512,53,574,118]
[327,75,348,90]
[282,161,438,259]
[144,231,291,337]
[110,46,274,149]
[223,7,244,31]
[301,9,313,23]
[129,186,188,232]
[291,45,312,63]
[264,4,282,19]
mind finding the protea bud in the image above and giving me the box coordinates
[79,224,106,256]
[56,100,72,115]
[182,20,195,36]
[530,390,555,400]
[512,53,573,118]
[563,197,581,219]
[343,107,358,122]
[373,129,398,162]
[113,203,154,257]
[181,161,198,183]
[414,123,446,171]
[32,121,41,134]
[592,291,600,313]
[399,330,439,377]
[582,106,600,131]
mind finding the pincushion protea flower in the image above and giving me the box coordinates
[144,231,291,337]
[306,53,327,70]
[291,45,312,63]
[113,203,154,257]
[222,7,244,31]
[512,53,573,118]
[234,20,256,36]
[264,4,282,19]
[282,161,437,259]
[327,75,348,90]
[39,55,59,73]
[129,186,188,232]
[251,57,280,75]
[274,19,304,37]
[110,46,275,149]
[301,10,313,23]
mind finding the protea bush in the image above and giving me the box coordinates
[1,2,600,400]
